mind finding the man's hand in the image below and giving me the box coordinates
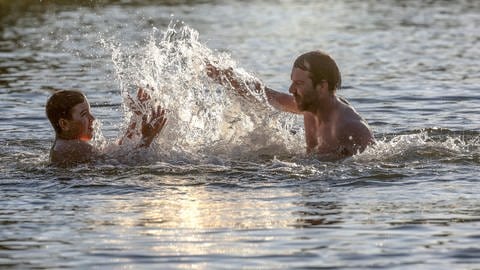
[205,61,263,99]
[205,62,242,90]
[206,61,298,113]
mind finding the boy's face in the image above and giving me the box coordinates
[61,100,95,141]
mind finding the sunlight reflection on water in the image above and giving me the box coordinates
[1,0,480,268]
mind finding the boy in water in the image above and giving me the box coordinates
[45,88,166,167]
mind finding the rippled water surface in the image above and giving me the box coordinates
[1,0,480,269]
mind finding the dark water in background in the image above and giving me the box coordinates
[1,0,480,269]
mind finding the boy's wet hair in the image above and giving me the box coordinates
[293,50,342,93]
[46,90,86,134]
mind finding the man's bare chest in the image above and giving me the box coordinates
[314,125,339,151]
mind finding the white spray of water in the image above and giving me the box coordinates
[101,22,304,162]
[95,22,479,167]
[353,129,479,163]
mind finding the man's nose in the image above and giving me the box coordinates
[289,84,295,94]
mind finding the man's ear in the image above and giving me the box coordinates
[315,80,329,93]
[58,118,70,132]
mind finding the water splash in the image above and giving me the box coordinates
[101,21,304,162]
[353,129,480,164]
[95,22,480,168]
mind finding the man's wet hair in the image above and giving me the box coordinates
[46,90,86,134]
[293,50,342,93]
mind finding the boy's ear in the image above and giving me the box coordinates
[58,118,70,132]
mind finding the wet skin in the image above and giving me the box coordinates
[49,89,167,167]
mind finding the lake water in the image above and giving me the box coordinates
[1,0,480,269]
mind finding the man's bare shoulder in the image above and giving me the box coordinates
[335,101,374,150]
[336,97,363,120]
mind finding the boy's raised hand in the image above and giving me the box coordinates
[139,106,167,148]
[120,86,168,147]
[126,86,152,116]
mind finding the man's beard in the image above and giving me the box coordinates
[295,94,316,112]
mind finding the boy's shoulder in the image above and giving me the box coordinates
[50,139,96,167]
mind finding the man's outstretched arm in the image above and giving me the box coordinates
[264,87,300,114]
[206,62,301,114]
